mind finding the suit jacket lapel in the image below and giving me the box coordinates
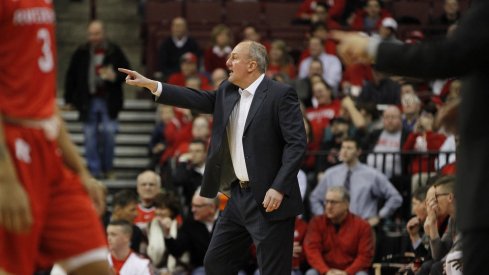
[222,84,240,132]
[244,77,268,133]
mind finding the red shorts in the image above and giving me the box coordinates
[0,123,107,275]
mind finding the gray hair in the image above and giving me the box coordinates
[327,186,350,203]
[248,41,269,73]
[194,187,220,208]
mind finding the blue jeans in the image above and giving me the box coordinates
[83,97,118,177]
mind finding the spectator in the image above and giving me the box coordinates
[107,220,152,274]
[432,0,461,26]
[401,92,422,133]
[210,68,228,90]
[405,186,430,259]
[158,188,221,274]
[159,17,201,79]
[357,68,401,106]
[308,2,343,29]
[350,0,391,34]
[296,0,347,26]
[173,139,208,211]
[316,117,351,174]
[300,22,339,59]
[306,80,342,152]
[174,115,211,160]
[310,138,403,226]
[403,112,446,191]
[147,193,185,273]
[341,63,374,99]
[423,176,461,275]
[364,106,408,179]
[64,20,129,179]
[134,170,162,231]
[167,52,210,88]
[111,190,147,255]
[298,37,342,93]
[266,40,297,80]
[377,17,402,44]
[241,25,269,50]
[304,186,374,275]
[204,24,233,73]
[294,58,325,107]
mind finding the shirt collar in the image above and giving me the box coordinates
[239,74,265,96]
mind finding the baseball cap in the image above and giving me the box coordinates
[381,17,398,30]
[180,52,197,63]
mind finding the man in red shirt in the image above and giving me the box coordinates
[304,186,374,275]
[0,1,108,274]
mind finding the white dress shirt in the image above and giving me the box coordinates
[154,75,265,182]
[227,74,265,181]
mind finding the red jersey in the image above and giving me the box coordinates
[134,203,155,227]
[0,0,57,119]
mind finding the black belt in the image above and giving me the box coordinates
[238,180,250,189]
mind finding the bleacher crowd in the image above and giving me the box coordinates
[57,0,467,274]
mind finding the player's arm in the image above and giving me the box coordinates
[55,109,105,213]
[0,113,33,232]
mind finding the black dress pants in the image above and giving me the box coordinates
[204,183,295,275]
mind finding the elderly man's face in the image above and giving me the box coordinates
[324,190,349,222]
[137,173,160,201]
[226,42,254,87]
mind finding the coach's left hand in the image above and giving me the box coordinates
[263,188,284,212]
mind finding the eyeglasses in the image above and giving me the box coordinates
[324,199,344,205]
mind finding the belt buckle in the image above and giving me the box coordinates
[239,180,249,189]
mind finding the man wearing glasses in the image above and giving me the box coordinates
[304,186,374,275]
[423,176,462,275]
[157,187,221,275]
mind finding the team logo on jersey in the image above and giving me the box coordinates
[15,138,31,164]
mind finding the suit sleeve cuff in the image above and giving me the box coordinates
[367,37,381,61]
[152,81,162,98]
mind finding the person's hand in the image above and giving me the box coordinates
[435,98,459,134]
[262,188,284,212]
[292,241,302,258]
[341,96,356,110]
[423,195,438,237]
[158,217,172,237]
[118,68,158,93]
[79,173,106,216]
[368,216,380,227]
[100,65,117,82]
[406,216,421,237]
[0,179,33,233]
[330,30,371,65]
[152,143,165,154]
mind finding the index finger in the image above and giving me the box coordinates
[117,68,133,75]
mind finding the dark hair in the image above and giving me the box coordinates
[153,192,181,219]
[113,189,138,208]
[108,219,133,236]
[190,138,207,148]
[412,185,428,202]
[342,137,360,149]
[433,175,455,193]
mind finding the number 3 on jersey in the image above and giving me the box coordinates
[37,28,54,73]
